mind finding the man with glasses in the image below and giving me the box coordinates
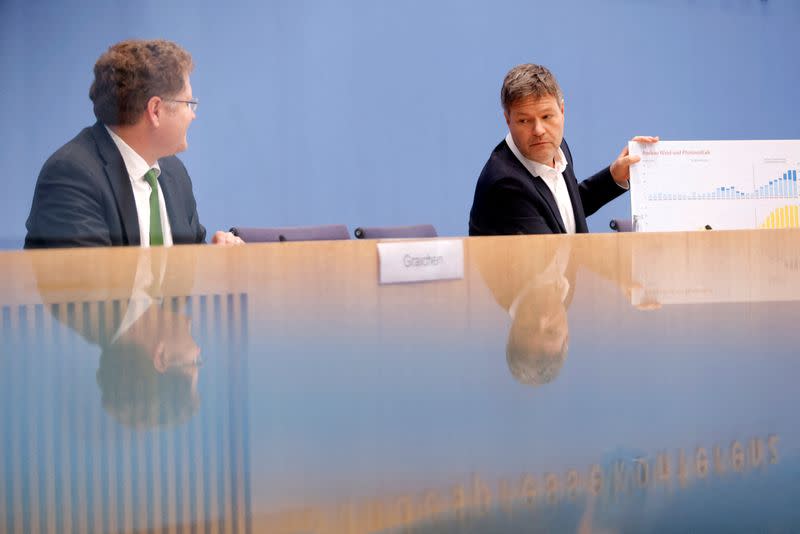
[24,39,242,248]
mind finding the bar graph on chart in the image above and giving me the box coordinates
[630,140,800,232]
[760,205,800,229]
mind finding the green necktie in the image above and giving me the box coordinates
[144,169,164,246]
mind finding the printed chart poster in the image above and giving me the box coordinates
[629,140,800,232]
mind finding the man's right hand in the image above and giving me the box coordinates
[211,231,245,246]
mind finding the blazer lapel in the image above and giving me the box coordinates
[501,140,566,233]
[92,122,141,245]
[562,164,588,233]
[529,176,566,233]
[157,166,185,241]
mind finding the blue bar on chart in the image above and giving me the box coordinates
[646,169,800,202]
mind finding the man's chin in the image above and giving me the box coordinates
[522,147,555,165]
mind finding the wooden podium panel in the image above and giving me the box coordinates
[1,230,800,532]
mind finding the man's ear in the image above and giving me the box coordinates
[152,341,167,373]
[560,100,565,116]
[504,110,511,127]
[145,96,163,127]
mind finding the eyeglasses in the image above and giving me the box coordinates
[165,98,199,112]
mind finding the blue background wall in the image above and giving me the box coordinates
[1,0,798,248]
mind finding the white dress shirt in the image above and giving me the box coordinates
[505,133,576,234]
[508,242,572,320]
[105,126,174,246]
[110,249,168,343]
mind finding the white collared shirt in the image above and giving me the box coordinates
[111,249,167,343]
[505,133,576,234]
[105,126,174,246]
[508,243,572,319]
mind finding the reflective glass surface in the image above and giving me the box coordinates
[2,231,799,533]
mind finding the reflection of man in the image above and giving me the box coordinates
[473,239,575,385]
[24,39,243,248]
[95,293,201,428]
[506,257,572,385]
[469,63,657,236]
[33,248,202,428]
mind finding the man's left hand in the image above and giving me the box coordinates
[211,231,245,246]
[610,135,659,187]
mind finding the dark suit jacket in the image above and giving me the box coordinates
[468,138,625,236]
[25,122,207,248]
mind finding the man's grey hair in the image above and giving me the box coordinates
[501,63,564,113]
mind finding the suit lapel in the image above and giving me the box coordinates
[157,165,184,242]
[562,163,588,233]
[530,175,566,233]
[560,140,589,233]
[502,140,566,233]
[92,122,141,245]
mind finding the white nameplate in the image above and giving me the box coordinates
[377,239,464,284]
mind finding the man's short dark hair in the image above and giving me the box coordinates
[96,342,199,428]
[501,63,564,113]
[89,39,193,126]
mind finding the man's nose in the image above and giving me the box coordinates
[531,120,545,136]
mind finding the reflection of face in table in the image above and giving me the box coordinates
[473,238,575,386]
[95,301,201,428]
[506,276,570,385]
[31,247,202,428]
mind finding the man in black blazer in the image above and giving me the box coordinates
[469,63,657,236]
[25,39,243,248]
